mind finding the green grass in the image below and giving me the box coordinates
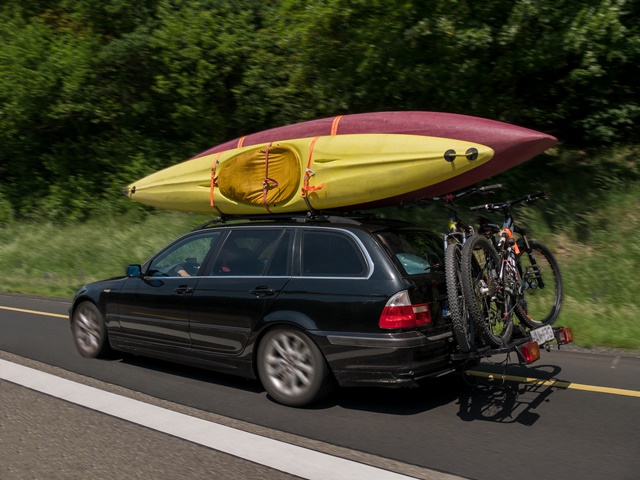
[546,188,640,350]
[1,172,639,351]
[0,211,211,299]
[376,181,640,351]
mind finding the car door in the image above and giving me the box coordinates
[117,231,222,351]
[189,227,292,356]
[278,227,383,334]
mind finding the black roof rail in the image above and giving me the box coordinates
[190,210,387,231]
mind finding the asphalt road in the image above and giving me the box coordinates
[1,293,639,480]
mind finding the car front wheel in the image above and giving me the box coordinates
[71,301,111,358]
[257,328,333,407]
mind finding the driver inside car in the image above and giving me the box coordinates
[176,258,199,276]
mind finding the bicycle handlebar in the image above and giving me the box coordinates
[432,183,503,203]
[478,183,503,193]
[469,191,548,212]
[405,184,503,208]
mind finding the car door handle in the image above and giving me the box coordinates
[175,285,194,294]
[250,286,276,297]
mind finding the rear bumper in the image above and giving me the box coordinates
[314,330,459,388]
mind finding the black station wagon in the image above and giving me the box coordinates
[70,215,466,406]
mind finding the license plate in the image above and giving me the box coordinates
[530,325,555,345]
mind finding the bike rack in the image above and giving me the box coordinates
[450,325,573,363]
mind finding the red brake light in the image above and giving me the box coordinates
[517,341,541,364]
[413,304,431,325]
[556,327,573,345]
[379,291,431,329]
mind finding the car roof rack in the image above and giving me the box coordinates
[191,210,405,231]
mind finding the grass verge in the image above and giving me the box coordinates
[1,181,638,350]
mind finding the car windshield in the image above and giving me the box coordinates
[375,229,444,276]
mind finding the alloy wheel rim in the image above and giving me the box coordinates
[265,332,314,397]
[75,308,101,352]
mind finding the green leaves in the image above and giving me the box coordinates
[0,0,639,221]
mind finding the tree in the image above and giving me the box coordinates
[0,0,638,220]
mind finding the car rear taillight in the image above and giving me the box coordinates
[516,341,541,364]
[555,327,573,345]
[379,291,431,329]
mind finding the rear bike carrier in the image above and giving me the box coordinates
[450,325,573,364]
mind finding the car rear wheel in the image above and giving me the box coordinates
[257,328,333,407]
[71,301,111,358]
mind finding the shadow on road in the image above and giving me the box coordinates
[327,373,467,414]
[114,352,570,422]
[321,360,570,422]
[117,353,265,395]
[456,362,565,425]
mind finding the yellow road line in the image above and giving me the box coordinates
[467,370,640,398]
[3,304,639,399]
[0,306,67,319]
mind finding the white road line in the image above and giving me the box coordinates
[0,359,426,480]
[611,356,620,369]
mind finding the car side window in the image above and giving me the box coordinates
[210,229,284,276]
[376,230,444,275]
[266,231,292,276]
[301,230,367,277]
[147,232,221,277]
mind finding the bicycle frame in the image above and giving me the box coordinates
[437,184,503,250]
[453,189,568,356]
[472,191,550,317]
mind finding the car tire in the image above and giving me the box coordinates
[71,301,112,358]
[257,327,334,407]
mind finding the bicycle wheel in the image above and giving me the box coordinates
[446,242,474,352]
[461,235,513,347]
[515,239,563,328]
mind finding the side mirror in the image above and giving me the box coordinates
[126,264,142,277]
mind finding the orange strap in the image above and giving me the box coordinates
[237,136,246,148]
[330,115,342,135]
[262,142,278,213]
[301,136,325,198]
[210,152,223,207]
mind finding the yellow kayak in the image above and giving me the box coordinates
[125,133,493,215]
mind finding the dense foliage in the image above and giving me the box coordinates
[0,0,639,221]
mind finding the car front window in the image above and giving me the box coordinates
[148,232,221,277]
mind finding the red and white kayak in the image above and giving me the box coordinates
[125,111,556,214]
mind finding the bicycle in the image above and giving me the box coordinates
[460,191,563,349]
[427,184,502,352]
[459,230,510,348]
[470,191,563,330]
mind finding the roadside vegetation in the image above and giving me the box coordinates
[1,151,639,350]
[0,1,639,350]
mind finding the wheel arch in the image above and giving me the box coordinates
[249,310,324,380]
[69,293,96,324]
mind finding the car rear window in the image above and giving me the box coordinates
[301,230,367,277]
[375,230,444,276]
